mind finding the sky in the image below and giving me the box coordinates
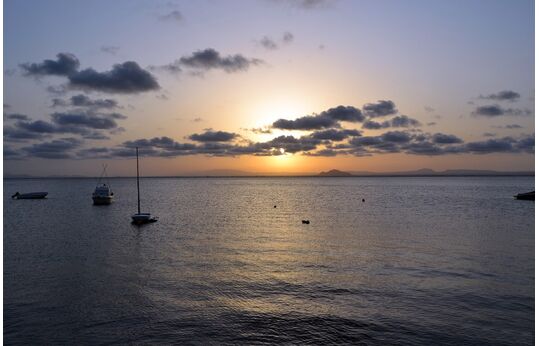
[3,0,535,176]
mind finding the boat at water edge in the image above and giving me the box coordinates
[12,192,48,199]
[514,191,534,200]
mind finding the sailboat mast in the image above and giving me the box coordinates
[136,147,141,214]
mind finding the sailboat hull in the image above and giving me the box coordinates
[131,213,158,224]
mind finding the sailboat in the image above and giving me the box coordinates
[92,164,114,205]
[131,147,158,224]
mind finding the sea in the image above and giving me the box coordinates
[3,176,535,345]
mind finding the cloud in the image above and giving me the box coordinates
[273,114,338,130]
[51,94,119,109]
[68,61,160,93]
[283,31,294,43]
[268,0,334,9]
[362,100,398,118]
[188,130,239,142]
[308,129,361,140]
[4,110,127,143]
[472,105,532,117]
[100,46,120,55]
[431,133,463,144]
[258,32,294,50]
[22,138,82,159]
[179,48,263,73]
[479,90,520,102]
[259,37,278,50]
[71,94,118,109]
[362,115,421,129]
[272,105,363,130]
[20,53,80,76]
[51,111,123,130]
[4,113,30,121]
[159,10,183,22]
[496,124,523,129]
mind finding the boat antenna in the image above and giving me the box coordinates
[136,147,141,215]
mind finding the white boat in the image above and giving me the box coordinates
[92,165,114,205]
[131,147,157,224]
[12,192,48,199]
[92,184,113,205]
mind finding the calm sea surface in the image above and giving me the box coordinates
[3,176,535,345]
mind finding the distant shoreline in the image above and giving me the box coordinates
[3,173,535,179]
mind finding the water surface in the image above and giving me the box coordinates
[4,177,535,345]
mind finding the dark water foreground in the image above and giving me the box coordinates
[4,177,535,345]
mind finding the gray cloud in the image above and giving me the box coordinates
[283,31,294,43]
[52,94,119,109]
[188,130,239,142]
[272,105,363,130]
[473,105,532,117]
[4,113,30,121]
[260,37,278,50]
[159,10,183,22]
[363,100,398,118]
[68,61,160,93]
[432,133,463,144]
[20,53,80,76]
[100,46,120,55]
[362,115,421,130]
[22,138,82,159]
[179,48,263,73]
[308,129,361,141]
[479,90,520,102]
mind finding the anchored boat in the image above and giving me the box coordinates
[514,191,534,201]
[131,147,158,224]
[92,165,114,205]
[12,192,48,199]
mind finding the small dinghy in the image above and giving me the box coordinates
[514,191,534,201]
[131,147,158,225]
[12,192,48,199]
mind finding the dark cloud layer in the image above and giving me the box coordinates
[473,105,532,117]
[362,115,421,129]
[188,130,239,142]
[52,94,119,109]
[362,100,398,118]
[20,53,80,76]
[69,61,160,93]
[178,48,263,73]
[479,90,520,102]
[21,53,160,94]
[272,105,363,130]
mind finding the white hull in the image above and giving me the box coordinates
[131,213,157,224]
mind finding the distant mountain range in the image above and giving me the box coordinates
[318,168,534,177]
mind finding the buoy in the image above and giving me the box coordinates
[302,220,310,224]
[274,205,277,208]
[362,198,365,202]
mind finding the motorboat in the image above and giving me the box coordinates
[92,164,114,205]
[92,184,113,205]
[12,192,48,199]
[514,191,534,201]
[131,147,158,225]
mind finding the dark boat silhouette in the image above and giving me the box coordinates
[131,147,158,224]
[12,192,48,199]
[514,191,534,200]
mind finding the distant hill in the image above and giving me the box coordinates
[318,169,353,177]
[349,168,534,176]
